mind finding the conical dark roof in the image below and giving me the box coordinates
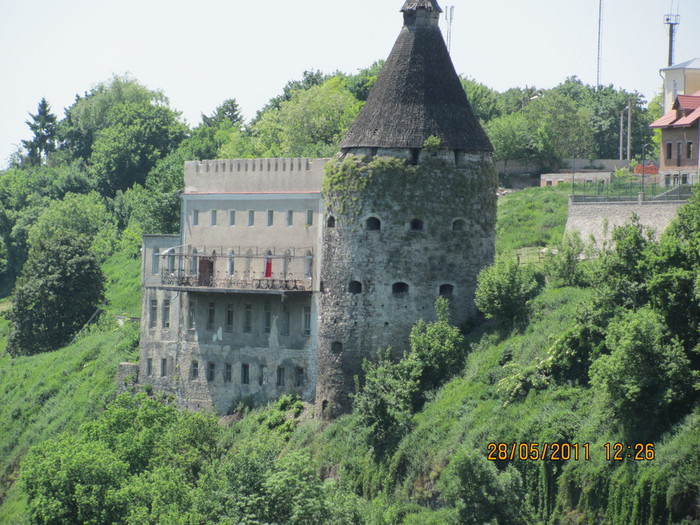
[341,3,492,153]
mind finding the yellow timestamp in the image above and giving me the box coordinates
[604,442,655,461]
[486,442,656,462]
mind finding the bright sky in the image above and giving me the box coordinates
[1,0,698,168]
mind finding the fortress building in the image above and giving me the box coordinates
[122,0,497,416]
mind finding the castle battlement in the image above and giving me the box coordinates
[184,158,328,195]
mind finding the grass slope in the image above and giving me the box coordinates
[0,250,141,521]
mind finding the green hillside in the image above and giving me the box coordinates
[0,251,141,521]
[1,188,698,524]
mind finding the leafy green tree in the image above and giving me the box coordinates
[21,98,58,166]
[590,307,696,438]
[545,230,585,287]
[440,447,531,525]
[89,101,187,195]
[346,61,384,101]
[353,348,421,451]
[409,297,465,395]
[21,437,128,525]
[27,192,118,259]
[261,450,329,524]
[486,111,532,174]
[460,77,501,123]
[253,69,331,120]
[475,258,541,325]
[251,76,361,158]
[58,75,169,162]
[6,233,105,356]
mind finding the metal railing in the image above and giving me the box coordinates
[160,269,311,291]
[570,181,695,203]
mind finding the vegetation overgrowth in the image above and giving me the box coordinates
[0,68,694,523]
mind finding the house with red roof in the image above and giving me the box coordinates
[650,90,700,186]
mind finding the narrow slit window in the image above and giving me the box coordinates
[244,304,252,333]
[306,209,314,226]
[162,299,170,328]
[267,210,274,226]
[149,299,158,328]
[161,358,167,377]
[211,210,217,226]
[193,210,199,226]
[229,210,236,226]
[248,210,255,227]
[146,358,153,376]
[241,363,250,385]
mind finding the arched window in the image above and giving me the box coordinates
[392,282,409,295]
[304,251,313,278]
[439,284,454,297]
[327,216,336,228]
[366,217,381,231]
[348,281,362,294]
[452,219,466,232]
[410,219,424,231]
[331,342,343,353]
[152,248,160,274]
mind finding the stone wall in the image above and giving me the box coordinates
[565,200,685,245]
[315,154,497,417]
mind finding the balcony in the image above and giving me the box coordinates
[151,248,314,294]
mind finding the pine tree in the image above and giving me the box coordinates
[21,98,58,165]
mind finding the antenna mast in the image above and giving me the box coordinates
[445,5,455,53]
[596,0,604,87]
[664,13,680,67]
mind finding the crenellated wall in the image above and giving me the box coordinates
[184,158,328,195]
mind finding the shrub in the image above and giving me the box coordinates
[475,258,541,324]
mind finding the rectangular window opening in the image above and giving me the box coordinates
[244,304,252,333]
[267,210,274,226]
[276,366,286,387]
[193,210,199,226]
[303,306,311,336]
[248,210,255,227]
[207,362,216,381]
[306,209,313,226]
[161,358,167,377]
[207,302,216,331]
[263,303,271,334]
[241,363,250,385]
[295,367,304,387]
[149,299,158,328]
[162,299,170,329]
[211,210,217,226]
[146,358,153,376]
[259,365,267,386]
[224,363,232,383]
[229,210,236,226]
[191,360,199,380]
[225,304,234,332]
[286,210,293,226]
[188,298,196,330]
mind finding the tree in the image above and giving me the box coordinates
[346,61,384,101]
[6,233,105,356]
[460,77,501,123]
[409,297,465,395]
[486,111,532,174]
[21,437,128,525]
[251,76,361,158]
[201,98,244,128]
[27,192,118,259]
[475,258,541,325]
[21,98,58,166]
[590,307,695,438]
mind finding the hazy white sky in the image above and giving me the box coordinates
[1,0,698,167]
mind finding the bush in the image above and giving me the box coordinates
[475,258,541,325]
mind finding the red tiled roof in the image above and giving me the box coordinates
[674,95,700,111]
[650,110,679,128]
[675,106,700,127]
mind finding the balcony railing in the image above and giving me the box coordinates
[160,269,311,291]
[154,250,313,292]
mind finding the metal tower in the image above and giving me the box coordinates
[664,13,680,67]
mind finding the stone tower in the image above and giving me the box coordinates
[315,0,497,418]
